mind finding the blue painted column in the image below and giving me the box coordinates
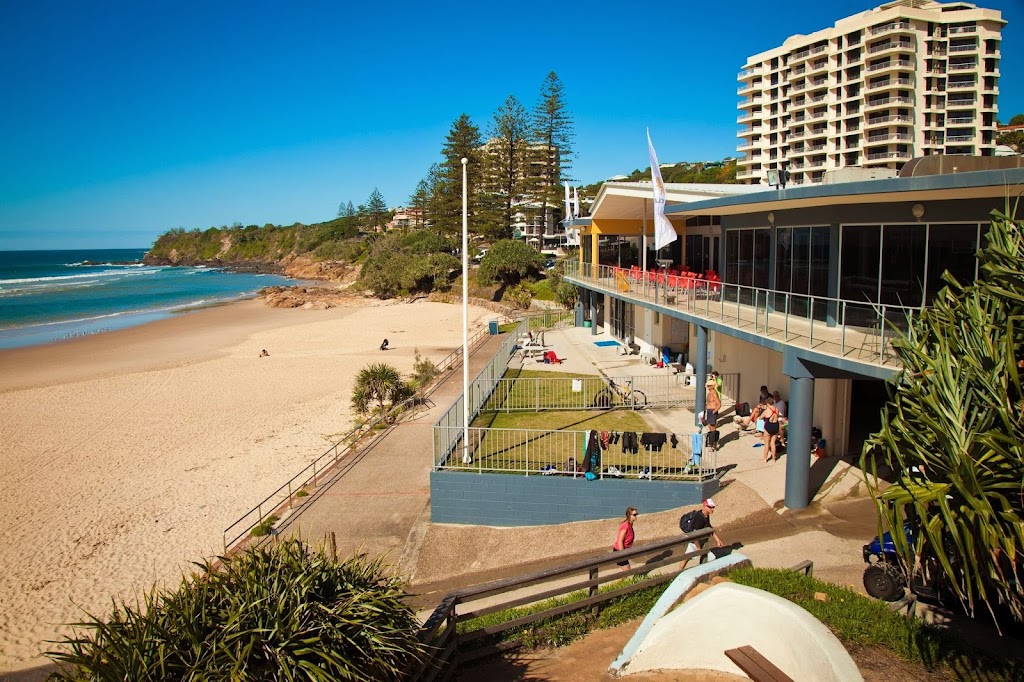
[694,325,708,426]
[784,374,815,509]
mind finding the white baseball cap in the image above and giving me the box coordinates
[704,498,716,508]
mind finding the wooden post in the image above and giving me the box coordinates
[329,531,338,561]
[589,567,600,617]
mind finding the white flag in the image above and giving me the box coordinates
[572,186,580,218]
[564,181,572,221]
[647,129,677,251]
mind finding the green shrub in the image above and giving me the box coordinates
[47,539,423,681]
[249,514,279,537]
[413,348,439,386]
[529,278,557,301]
[503,282,534,310]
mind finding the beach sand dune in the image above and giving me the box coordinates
[0,298,490,671]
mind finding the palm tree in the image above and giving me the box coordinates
[351,362,413,419]
[862,208,1024,626]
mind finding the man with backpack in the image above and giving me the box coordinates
[678,498,724,570]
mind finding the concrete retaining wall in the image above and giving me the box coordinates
[430,471,719,526]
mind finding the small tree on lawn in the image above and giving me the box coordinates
[351,362,413,419]
[862,208,1024,626]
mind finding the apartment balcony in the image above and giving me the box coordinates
[946,135,975,143]
[868,40,913,55]
[736,125,764,137]
[947,25,977,35]
[948,61,978,71]
[736,140,761,152]
[807,60,829,75]
[792,44,828,62]
[931,48,948,57]
[737,112,759,123]
[792,66,807,76]
[864,95,914,111]
[806,157,828,169]
[736,169,760,180]
[947,79,976,89]
[948,42,978,53]
[738,95,764,109]
[866,132,912,143]
[925,100,945,110]
[868,58,913,73]
[929,66,947,74]
[790,160,806,170]
[947,97,976,107]
[946,116,975,125]
[865,150,911,162]
[870,20,911,36]
[809,77,829,88]
[805,142,827,153]
[865,114,913,128]
[867,77,913,90]
[792,81,807,92]
[738,65,764,80]
[809,110,827,120]
[792,113,807,123]
[738,82,763,95]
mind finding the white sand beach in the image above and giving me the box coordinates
[0,297,491,672]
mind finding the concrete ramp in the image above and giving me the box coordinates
[617,581,862,681]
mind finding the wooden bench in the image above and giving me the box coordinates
[724,645,794,682]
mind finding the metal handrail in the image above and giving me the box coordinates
[221,324,495,552]
[564,261,921,368]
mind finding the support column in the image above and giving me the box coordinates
[590,230,600,276]
[694,325,708,426]
[784,374,815,509]
[590,291,598,336]
[827,223,840,328]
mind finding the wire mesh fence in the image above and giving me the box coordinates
[478,374,694,412]
[434,426,717,481]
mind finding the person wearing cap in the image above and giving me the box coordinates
[679,498,724,570]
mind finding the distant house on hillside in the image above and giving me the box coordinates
[386,206,423,231]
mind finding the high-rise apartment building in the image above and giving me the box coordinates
[736,0,1004,185]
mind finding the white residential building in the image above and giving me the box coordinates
[736,0,1004,186]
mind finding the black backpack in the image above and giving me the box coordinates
[679,509,700,533]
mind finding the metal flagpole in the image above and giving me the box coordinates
[461,158,472,465]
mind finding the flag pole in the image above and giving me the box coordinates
[461,157,471,465]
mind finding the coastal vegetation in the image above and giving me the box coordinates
[350,363,414,420]
[47,539,423,680]
[862,210,1024,627]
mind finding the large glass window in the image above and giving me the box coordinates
[841,225,881,303]
[810,226,831,299]
[738,230,754,287]
[753,229,771,289]
[790,227,811,316]
[926,223,979,301]
[725,231,739,284]
[881,224,926,308]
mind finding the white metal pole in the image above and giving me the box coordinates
[461,158,472,465]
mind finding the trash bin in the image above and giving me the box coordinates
[488,319,499,335]
[583,320,592,328]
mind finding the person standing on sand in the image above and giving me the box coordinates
[612,507,638,571]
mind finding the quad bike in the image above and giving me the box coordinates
[862,519,956,604]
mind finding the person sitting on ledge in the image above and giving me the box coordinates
[380,339,389,351]
[259,349,270,357]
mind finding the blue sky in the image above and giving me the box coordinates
[1,0,1021,250]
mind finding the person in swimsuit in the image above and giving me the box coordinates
[762,396,781,462]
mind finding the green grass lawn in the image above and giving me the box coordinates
[481,369,613,412]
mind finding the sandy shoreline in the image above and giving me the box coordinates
[0,297,491,671]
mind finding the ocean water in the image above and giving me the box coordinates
[0,249,292,350]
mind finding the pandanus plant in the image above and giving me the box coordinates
[862,207,1024,628]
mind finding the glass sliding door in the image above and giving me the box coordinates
[790,227,811,317]
[809,226,831,321]
[926,223,979,302]
[880,224,926,310]
[840,225,881,327]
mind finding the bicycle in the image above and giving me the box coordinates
[592,378,648,409]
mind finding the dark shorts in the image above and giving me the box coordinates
[612,547,629,567]
[704,409,718,426]
[765,420,780,435]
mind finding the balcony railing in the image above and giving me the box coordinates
[949,43,978,53]
[947,135,974,142]
[948,80,976,89]
[949,61,977,71]
[564,261,920,368]
[948,97,976,106]
[867,133,912,143]
[868,59,913,71]
[947,116,975,124]
[866,95,914,107]
[867,115,913,125]
[868,41,913,54]
[871,20,910,35]
[866,151,910,160]
[948,25,977,35]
